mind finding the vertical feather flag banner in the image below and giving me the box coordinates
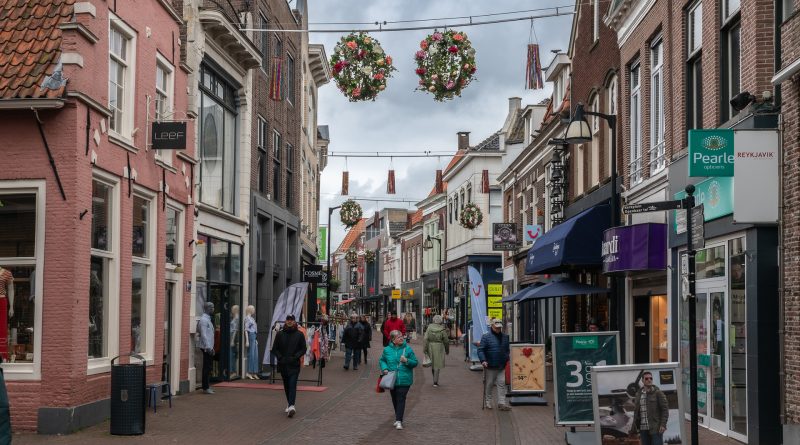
[341,171,349,195]
[435,169,443,194]
[269,57,283,101]
[387,157,396,194]
[526,44,544,90]
[481,169,490,193]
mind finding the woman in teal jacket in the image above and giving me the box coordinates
[380,330,419,430]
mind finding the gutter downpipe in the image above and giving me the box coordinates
[778,112,786,425]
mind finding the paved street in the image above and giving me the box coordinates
[15,338,741,445]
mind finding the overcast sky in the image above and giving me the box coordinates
[308,0,573,254]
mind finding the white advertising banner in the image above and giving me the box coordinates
[733,130,780,223]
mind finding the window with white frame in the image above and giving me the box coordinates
[132,193,155,359]
[273,130,282,202]
[257,116,268,194]
[199,64,238,213]
[722,11,741,122]
[629,62,642,185]
[576,144,585,195]
[650,39,665,174]
[89,176,120,371]
[259,13,269,73]
[108,16,136,139]
[607,75,617,180]
[591,94,600,186]
[287,54,295,105]
[165,206,182,267]
[155,56,175,166]
[724,0,740,19]
[687,1,703,130]
[0,183,45,378]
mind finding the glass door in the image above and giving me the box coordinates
[708,289,727,434]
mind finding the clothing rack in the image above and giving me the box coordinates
[268,321,327,386]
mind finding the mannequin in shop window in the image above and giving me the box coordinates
[230,305,240,379]
[0,267,15,361]
[244,305,259,379]
[197,302,215,394]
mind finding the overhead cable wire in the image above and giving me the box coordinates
[308,4,574,25]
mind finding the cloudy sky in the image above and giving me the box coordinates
[308,1,573,253]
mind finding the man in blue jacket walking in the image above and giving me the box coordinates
[477,318,511,411]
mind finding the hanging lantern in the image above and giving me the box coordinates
[342,171,349,195]
[481,169,490,193]
[387,169,396,194]
[435,169,443,194]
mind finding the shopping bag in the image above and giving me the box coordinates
[376,375,386,393]
[422,354,432,368]
[379,371,397,390]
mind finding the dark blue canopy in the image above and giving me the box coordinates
[501,282,545,302]
[525,204,610,274]
[517,279,610,302]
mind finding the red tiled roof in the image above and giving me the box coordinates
[336,218,365,253]
[410,209,423,226]
[0,0,74,100]
[443,150,465,174]
[425,181,447,198]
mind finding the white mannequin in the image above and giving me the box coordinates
[0,267,14,318]
[245,305,258,379]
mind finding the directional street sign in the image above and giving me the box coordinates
[623,200,684,214]
[691,204,705,249]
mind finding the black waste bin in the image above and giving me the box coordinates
[110,354,146,435]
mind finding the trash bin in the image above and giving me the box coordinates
[110,354,146,435]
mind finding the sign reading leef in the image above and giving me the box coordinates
[733,130,779,223]
[689,129,734,177]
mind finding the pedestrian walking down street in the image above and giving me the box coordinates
[403,312,416,342]
[270,314,307,418]
[423,314,449,387]
[196,302,216,394]
[359,314,372,364]
[380,330,418,430]
[477,318,511,411]
[342,312,364,370]
[633,371,669,445]
[381,310,406,347]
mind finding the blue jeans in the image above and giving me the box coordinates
[344,347,361,369]
[390,385,410,422]
[281,371,298,406]
[639,431,663,445]
[246,332,259,374]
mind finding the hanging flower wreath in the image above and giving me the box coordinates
[459,203,483,230]
[414,30,477,102]
[365,249,376,263]
[345,249,358,264]
[330,32,397,102]
[340,199,362,228]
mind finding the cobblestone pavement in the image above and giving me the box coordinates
[15,336,743,445]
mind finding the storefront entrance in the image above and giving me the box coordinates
[680,238,747,443]
[632,294,668,364]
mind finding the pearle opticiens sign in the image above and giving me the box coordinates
[688,129,734,177]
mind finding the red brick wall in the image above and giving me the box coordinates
[0,0,193,430]
[780,0,800,425]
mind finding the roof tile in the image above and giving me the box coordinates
[336,219,366,253]
[0,0,74,100]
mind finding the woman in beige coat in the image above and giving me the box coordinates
[423,315,450,387]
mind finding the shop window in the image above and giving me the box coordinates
[199,64,238,214]
[729,237,747,436]
[132,194,155,359]
[696,245,726,279]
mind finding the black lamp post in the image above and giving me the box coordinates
[326,205,342,315]
[563,103,624,357]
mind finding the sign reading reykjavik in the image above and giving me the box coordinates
[689,129,734,177]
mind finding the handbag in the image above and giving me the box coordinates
[379,371,397,390]
[422,354,432,368]
[376,375,386,393]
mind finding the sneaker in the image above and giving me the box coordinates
[284,406,290,413]
[433,383,439,388]
[484,402,492,409]
[395,421,403,430]
[393,421,400,427]
[203,388,215,394]
[287,405,296,418]
[498,404,512,411]
[343,366,349,370]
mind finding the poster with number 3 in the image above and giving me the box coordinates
[551,332,620,425]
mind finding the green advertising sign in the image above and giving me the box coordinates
[673,176,734,233]
[552,332,619,425]
[688,129,734,177]
[317,226,328,262]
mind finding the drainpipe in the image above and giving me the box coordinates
[778,112,786,425]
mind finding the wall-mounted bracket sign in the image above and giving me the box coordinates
[151,121,187,150]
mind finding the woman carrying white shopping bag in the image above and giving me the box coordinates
[423,315,449,387]
[379,330,419,430]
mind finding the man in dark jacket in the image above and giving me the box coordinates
[271,314,307,418]
[359,314,372,364]
[477,318,511,411]
[632,371,669,445]
[342,312,364,370]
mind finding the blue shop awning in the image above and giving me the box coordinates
[525,204,610,274]
[501,282,545,303]
[517,279,610,302]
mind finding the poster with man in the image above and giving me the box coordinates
[591,363,686,444]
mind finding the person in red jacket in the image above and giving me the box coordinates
[381,310,406,347]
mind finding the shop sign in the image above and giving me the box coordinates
[487,283,502,296]
[487,308,503,320]
[552,332,619,425]
[688,129,734,177]
[509,344,546,393]
[391,289,401,300]
[492,223,519,251]
[302,264,324,283]
[487,296,503,308]
[674,177,734,234]
[317,226,328,262]
[151,121,187,150]
[524,224,542,244]
[602,224,667,273]
[733,129,780,223]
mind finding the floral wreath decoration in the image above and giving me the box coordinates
[365,249,376,263]
[340,199,363,228]
[414,30,477,102]
[345,249,358,264]
[459,203,483,230]
[330,32,397,101]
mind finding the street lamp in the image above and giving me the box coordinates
[326,205,342,315]
[564,103,624,355]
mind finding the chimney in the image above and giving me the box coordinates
[509,97,522,114]
[457,132,470,151]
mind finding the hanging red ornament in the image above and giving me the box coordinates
[525,44,544,90]
[481,169,490,193]
[342,171,349,195]
[387,169,396,194]
[435,169,443,194]
[269,57,284,101]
